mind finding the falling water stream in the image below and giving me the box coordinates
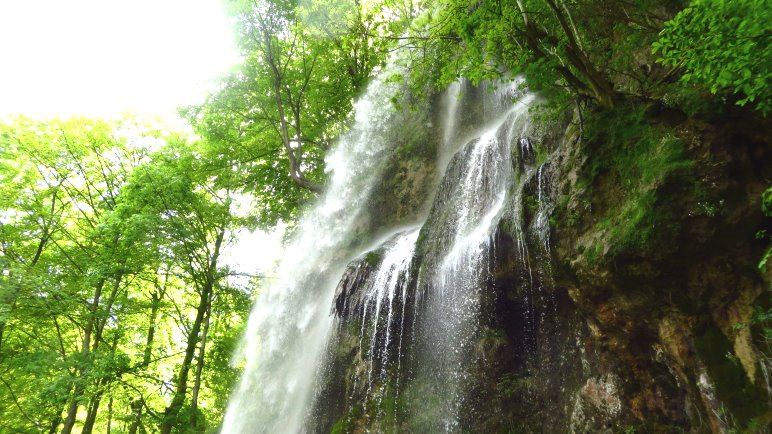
[403,88,545,431]
[221,61,406,433]
[224,62,557,432]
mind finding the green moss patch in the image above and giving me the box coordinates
[583,104,695,256]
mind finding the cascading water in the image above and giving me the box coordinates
[225,64,565,432]
[403,87,546,432]
[221,60,410,433]
[355,229,420,406]
[314,78,567,432]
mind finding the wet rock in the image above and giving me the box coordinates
[570,374,623,433]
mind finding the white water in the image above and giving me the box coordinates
[221,60,405,434]
[408,90,539,430]
[224,71,555,432]
[357,228,420,406]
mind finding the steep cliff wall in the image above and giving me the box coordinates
[310,85,771,433]
[549,103,772,432]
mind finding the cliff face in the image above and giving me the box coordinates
[309,84,772,433]
[550,104,771,432]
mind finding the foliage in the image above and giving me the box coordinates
[0,116,253,433]
[397,0,686,111]
[392,0,771,122]
[183,0,401,228]
[653,0,772,115]
[759,186,772,271]
[694,322,769,429]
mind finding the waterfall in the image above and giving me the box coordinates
[405,87,541,432]
[221,59,407,434]
[356,228,420,407]
[224,66,559,432]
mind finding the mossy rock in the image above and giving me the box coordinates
[693,322,768,428]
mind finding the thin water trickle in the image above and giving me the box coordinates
[360,228,420,407]
[404,90,543,431]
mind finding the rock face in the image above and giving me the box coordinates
[550,104,772,432]
[309,84,772,433]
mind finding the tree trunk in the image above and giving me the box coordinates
[128,399,143,434]
[79,272,124,434]
[82,395,102,434]
[60,365,85,432]
[143,276,167,367]
[46,381,73,434]
[60,275,107,434]
[257,15,323,194]
[160,228,224,434]
[543,0,620,107]
[159,285,211,434]
[106,394,113,434]
[81,379,107,434]
[93,270,125,351]
[190,301,212,430]
[48,412,62,434]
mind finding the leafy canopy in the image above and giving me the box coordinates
[653,0,772,114]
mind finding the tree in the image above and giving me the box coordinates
[0,117,150,434]
[397,0,689,111]
[184,0,392,227]
[0,116,252,433]
[120,143,235,433]
[653,0,772,114]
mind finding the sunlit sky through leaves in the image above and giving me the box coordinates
[0,0,284,275]
[0,0,239,119]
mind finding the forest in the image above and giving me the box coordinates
[0,0,769,432]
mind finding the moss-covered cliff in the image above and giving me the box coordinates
[548,102,771,432]
[310,84,771,433]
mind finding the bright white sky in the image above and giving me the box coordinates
[0,0,239,119]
